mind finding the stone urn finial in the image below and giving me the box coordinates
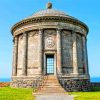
[47,2,52,9]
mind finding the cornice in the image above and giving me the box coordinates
[11,16,89,35]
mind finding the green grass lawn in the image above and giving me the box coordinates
[0,86,35,100]
[70,87,100,100]
[0,86,100,100]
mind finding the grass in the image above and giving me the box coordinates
[0,86,100,100]
[0,86,35,100]
[69,86,100,100]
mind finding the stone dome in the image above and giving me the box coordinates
[27,9,76,19]
[11,2,88,35]
[25,2,77,20]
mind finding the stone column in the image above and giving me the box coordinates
[22,32,28,76]
[57,28,62,74]
[38,29,43,75]
[86,39,89,74]
[12,36,18,76]
[72,31,78,75]
[82,36,88,74]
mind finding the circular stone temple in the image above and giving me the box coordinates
[11,3,90,91]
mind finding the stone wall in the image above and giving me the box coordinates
[0,82,10,87]
[61,30,73,74]
[11,77,42,88]
[59,78,91,92]
[27,31,40,75]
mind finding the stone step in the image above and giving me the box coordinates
[34,75,65,94]
[39,87,65,92]
[46,80,59,83]
[40,89,65,92]
[47,78,58,80]
[45,79,58,81]
[44,83,60,86]
[41,85,62,88]
[46,76,58,80]
[38,84,61,87]
[38,89,65,92]
[40,87,64,89]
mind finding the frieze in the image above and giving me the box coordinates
[44,30,56,36]
[62,30,71,36]
[11,16,88,35]
[12,22,87,37]
[28,31,38,37]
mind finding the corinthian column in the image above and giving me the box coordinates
[12,36,18,76]
[22,32,27,76]
[57,28,62,74]
[38,29,43,75]
[72,31,78,75]
[82,36,88,74]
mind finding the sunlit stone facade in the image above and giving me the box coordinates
[11,3,90,91]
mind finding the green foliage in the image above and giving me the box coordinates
[70,86,100,100]
[91,86,100,91]
[0,86,35,100]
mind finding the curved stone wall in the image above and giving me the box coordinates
[61,30,73,74]
[11,18,90,91]
[59,78,91,92]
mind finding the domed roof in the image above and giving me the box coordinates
[11,2,89,34]
[26,3,77,20]
[27,9,75,19]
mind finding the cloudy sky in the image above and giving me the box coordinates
[0,0,100,78]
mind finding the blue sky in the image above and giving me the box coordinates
[0,0,100,78]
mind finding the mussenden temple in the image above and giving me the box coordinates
[11,2,91,92]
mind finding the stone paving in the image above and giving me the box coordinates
[35,94,74,100]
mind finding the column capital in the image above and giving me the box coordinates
[39,28,43,31]
[72,30,77,35]
[57,28,63,32]
[39,29,43,35]
[23,31,28,35]
[13,36,18,43]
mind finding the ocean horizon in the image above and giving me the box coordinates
[0,77,100,82]
[0,78,11,82]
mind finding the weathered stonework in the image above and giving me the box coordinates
[76,34,83,73]
[11,76,42,88]
[11,3,90,91]
[27,31,40,75]
[44,30,57,50]
[59,78,91,92]
[61,30,73,74]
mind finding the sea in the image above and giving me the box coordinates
[0,77,100,82]
[0,78,11,82]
